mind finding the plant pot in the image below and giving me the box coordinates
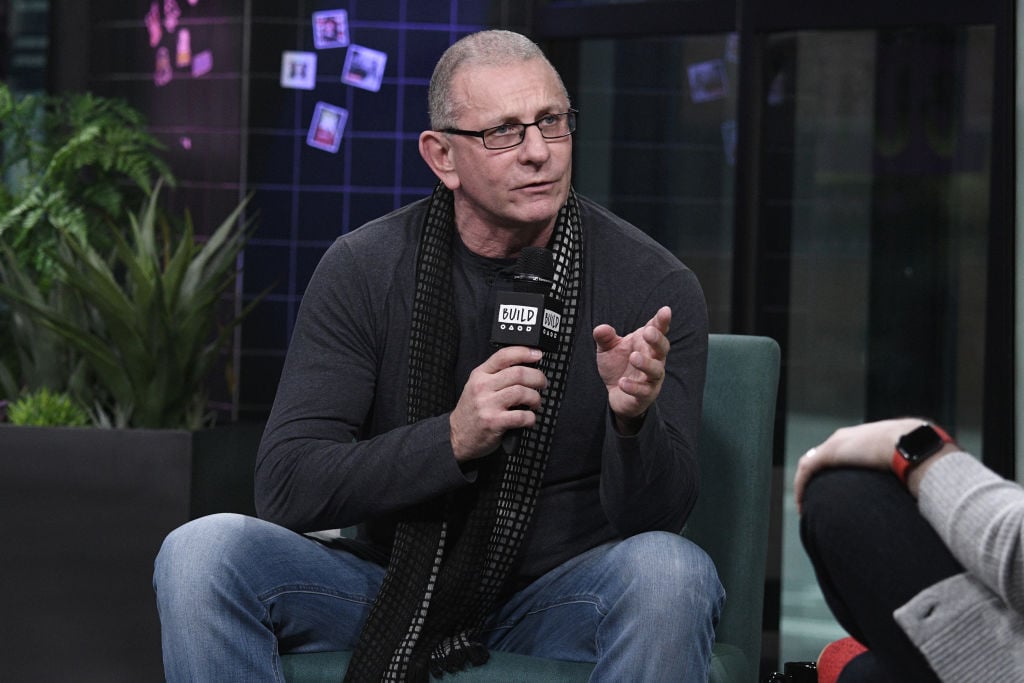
[0,422,263,682]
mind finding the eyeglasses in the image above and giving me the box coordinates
[442,110,578,150]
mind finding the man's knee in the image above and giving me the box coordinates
[154,512,257,599]
[610,531,724,616]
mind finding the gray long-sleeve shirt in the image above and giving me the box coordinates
[895,452,1024,680]
[255,194,708,582]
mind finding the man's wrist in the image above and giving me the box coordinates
[613,408,647,436]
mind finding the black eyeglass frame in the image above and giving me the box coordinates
[441,109,578,150]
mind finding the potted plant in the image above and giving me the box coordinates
[1,180,260,428]
[0,84,264,681]
[0,80,171,402]
[4,387,90,426]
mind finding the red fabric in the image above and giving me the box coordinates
[817,637,869,683]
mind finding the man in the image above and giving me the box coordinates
[155,30,721,681]
[795,418,1024,682]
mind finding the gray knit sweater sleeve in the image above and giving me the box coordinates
[917,452,1024,614]
[893,453,1024,680]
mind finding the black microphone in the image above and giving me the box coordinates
[490,247,560,351]
[489,247,561,455]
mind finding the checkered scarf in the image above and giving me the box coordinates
[344,184,582,681]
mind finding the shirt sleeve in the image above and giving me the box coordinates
[598,266,708,536]
[254,238,470,533]
[918,451,1024,616]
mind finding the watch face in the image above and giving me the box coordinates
[897,425,946,463]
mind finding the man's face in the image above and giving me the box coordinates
[444,59,573,236]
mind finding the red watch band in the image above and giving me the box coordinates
[892,424,953,485]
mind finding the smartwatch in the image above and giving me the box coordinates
[892,423,954,485]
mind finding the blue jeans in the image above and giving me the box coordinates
[154,513,723,682]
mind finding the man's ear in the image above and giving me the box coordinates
[419,130,460,190]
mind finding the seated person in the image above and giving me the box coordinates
[794,418,1024,682]
[154,29,723,681]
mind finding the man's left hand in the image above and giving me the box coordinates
[593,305,672,435]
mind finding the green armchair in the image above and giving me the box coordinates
[282,334,781,682]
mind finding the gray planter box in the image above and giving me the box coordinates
[0,422,263,682]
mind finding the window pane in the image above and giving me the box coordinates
[557,34,739,330]
[776,25,993,663]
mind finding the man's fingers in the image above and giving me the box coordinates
[483,345,543,371]
[592,324,618,352]
[652,305,672,334]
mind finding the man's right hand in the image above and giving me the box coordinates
[449,346,547,462]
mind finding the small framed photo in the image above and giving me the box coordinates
[163,0,182,33]
[687,59,728,103]
[312,10,350,50]
[144,2,162,47]
[281,51,317,90]
[192,49,213,78]
[307,102,349,153]
[175,28,192,68]
[154,46,173,87]
[341,45,387,92]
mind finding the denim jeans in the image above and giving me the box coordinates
[154,513,723,682]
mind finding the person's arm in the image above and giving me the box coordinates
[794,417,1024,615]
[256,234,556,533]
[593,306,673,436]
[793,417,956,513]
[596,269,707,536]
[254,238,469,532]
[915,452,1024,616]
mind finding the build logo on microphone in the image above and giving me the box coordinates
[498,303,539,332]
[542,308,561,334]
[491,290,561,351]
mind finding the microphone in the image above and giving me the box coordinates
[490,247,562,455]
[490,247,561,351]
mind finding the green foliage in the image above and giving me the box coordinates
[0,82,172,287]
[7,387,90,427]
[0,84,260,431]
[0,182,259,430]
[0,258,91,404]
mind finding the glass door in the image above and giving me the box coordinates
[766,25,993,662]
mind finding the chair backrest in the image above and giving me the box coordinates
[683,334,780,674]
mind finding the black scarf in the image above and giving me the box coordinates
[344,184,583,681]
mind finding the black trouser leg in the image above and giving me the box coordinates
[800,468,963,683]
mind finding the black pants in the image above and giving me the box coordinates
[800,468,963,682]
